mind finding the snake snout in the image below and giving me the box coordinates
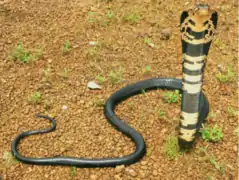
[195,4,209,16]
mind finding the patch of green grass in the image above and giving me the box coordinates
[59,68,69,79]
[159,111,166,117]
[164,135,181,160]
[143,65,152,75]
[108,67,123,85]
[96,75,106,84]
[227,106,237,117]
[209,158,225,174]
[28,91,41,104]
[197,147,225,174]
[216,64,235,83]
[214,38,226,50]
[62,41,72,54]
[94,98,105,107]
[3,152,19,165]
[9,43,35,63]
[200,125,223,142]
[42,67,51,82]
[143,37,152,45]
[88,11,98,24]
[124,12,141,24]
[106,10,114,19]
[163,90,181,103]
[71,166,77,176]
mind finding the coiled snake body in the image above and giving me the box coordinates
[12,4,218,167]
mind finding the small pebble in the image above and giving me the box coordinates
[115,165,125,173]
[160,28,172,40]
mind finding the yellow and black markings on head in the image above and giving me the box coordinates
[180,4,218,45]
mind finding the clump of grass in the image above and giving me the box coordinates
[96,75,106,84]
[159,111,166,117]
[94,98,105,107]
[88,11,98,24]
[124,12,141,24]
[106,10,114,19]
[216,64,235,83]
[28,91,41,104]
[42,67,51,82]
[9,43,35,63]
[3,152,19,165]
[227,106,237,117]
[108,67,123,85]
[71,166,77,176]
[197,147,225,174]
[62,41,72,54]
[143,65,152,75]
[163,90,181,103]
[164,135,181,160]
[209,158,225,174]
[200,125,223,142]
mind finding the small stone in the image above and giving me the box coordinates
[127,169,137,177]
[153,170,158,176]
[62,105,68,110]
[160,28,172,40]
[141,161,147,166]
[90,175,97,180]
[87,81,102,90]
[233,145,237,152]
[80,100,85,104]
[115,165,125,173]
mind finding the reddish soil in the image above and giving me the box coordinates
[0,0,238,179]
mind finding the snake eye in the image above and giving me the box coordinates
[189,19,196,26]
[203,20,209,26]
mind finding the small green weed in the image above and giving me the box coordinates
[3,152,19,165]
[106,10,114,19]
[143,65,152,75]
[163,90,181,103]
[164,135,181,160]
[28,91,41,104]
[9,43,35,63]
[227,106,237,117]
[96,75,106,84]
[124,12,141,24]
[197,147,225,174]
[159,111,166,117]
[216,64,235,83]
[88,11,98,24]
[62,41,72,54]
[42,67,51,82]
[209,158,225,174]
[200,125,223,142]
[94,98,105,107]
[71,166,77,176]
[108,67,123,85]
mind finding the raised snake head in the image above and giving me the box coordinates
[180,4,218,46]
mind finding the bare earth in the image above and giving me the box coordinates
[0,0,238,179]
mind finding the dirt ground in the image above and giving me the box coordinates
[0,0,238,179]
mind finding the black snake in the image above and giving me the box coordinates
[11,4,218,167]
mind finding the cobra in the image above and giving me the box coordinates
[11,4,218,167]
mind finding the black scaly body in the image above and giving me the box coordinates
[11,4,217,167]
